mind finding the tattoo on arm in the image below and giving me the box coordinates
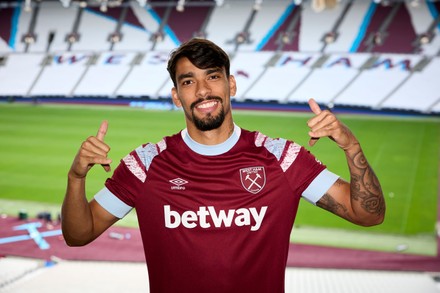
[317,150,385,224]
[349,151,385,217]
[317,189,354,222]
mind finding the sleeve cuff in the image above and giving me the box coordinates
[94,187,133,218]
[302,169,339,205]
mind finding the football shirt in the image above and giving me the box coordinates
[95,125,338,292]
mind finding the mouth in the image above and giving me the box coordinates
[193,98,221,114]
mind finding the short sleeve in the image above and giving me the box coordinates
[301,169,339,205]
[94,187,133,218]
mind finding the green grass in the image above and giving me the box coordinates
[0,102,438,255]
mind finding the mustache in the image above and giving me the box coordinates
[190,96,222,111]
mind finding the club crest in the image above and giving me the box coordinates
[240,166,266,194]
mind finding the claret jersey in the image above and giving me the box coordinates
[95,124,339,293]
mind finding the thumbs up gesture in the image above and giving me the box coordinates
[307,99,359,152]
[69,121,112,179]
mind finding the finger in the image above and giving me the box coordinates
[308,137,319,147]
[82,137,110,156]
[78,148,112,166]
[96,120,108,141]
[95,121,111,172]
[309,114,337,133]
[307,115,336,147]
[308,98,322,115]
[308,99,323,146]
[102,164,111,172]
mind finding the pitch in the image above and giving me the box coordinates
[0,102,438,255]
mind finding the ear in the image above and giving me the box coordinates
[229,75,237,97]
[171,87,182,108]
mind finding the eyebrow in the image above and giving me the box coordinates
[206,68,222,75]
[176,68,223,82]
[176,72,194,82]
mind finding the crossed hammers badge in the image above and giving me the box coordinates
[240,166,266,194]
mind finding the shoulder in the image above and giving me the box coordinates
[241,128,313,170]
[122,131,182,170]
[244,128,301,155]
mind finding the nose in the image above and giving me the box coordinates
[196,80,211,98]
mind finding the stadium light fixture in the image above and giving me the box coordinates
[109,0,123,7]
[100,0,108,12]
[60,0,71,8]
[322,31,338,44]
[417,32,435,45]
[108,32,123,43]
[66,32,80,43]
[279,31,294,45]
[253,0,263,10]
[373,32,385,45]
[151,31,164,42]
[193,31,207,39]
[22,33,36,44]
[137,0,147,7]
[176,0,185,12]
[235,32,249,44]
[24,0,32,12]
[409,0,420,7]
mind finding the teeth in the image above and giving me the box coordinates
[197,101,217,109]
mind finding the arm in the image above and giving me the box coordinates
[307,99,385,226]
[61,121,118,246]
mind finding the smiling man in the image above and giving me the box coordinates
[62,38,385,293]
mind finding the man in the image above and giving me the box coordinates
[62,38,385,292]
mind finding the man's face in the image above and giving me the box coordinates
[171,57,236,131]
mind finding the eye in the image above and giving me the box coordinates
[181,79,193,86]
[208,74,220,80]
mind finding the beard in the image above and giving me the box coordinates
[190,96,225,131]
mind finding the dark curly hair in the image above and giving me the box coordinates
[167,38,230,87]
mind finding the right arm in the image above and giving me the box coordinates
[61,121,118,246]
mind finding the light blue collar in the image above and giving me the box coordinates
[181,124,241,156]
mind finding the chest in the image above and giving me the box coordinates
[134,150,300,230]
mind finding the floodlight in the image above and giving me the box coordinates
[108,32,123,43]
[66,32,80,43]
[22,33,36,44]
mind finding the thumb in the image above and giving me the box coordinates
[307,99,321,147]
[308,98,322,115]
[97,120,111,172]
[96,120,108,141]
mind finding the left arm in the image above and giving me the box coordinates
[307,99,385,226]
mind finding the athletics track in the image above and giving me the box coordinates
[0,216,438,272]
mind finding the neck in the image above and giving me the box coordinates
[186,118,234,145]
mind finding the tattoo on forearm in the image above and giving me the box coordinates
[317,149,385,224]
[349,151,385,216]
[317,191,354,222]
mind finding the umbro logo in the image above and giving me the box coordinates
[169,178,188,190]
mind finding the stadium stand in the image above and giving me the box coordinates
[0,0,439,114]
[0,53,43,96]
[115,51,170,97]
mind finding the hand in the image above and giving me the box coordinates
[307,99,359,151]
[69,121,112,179]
